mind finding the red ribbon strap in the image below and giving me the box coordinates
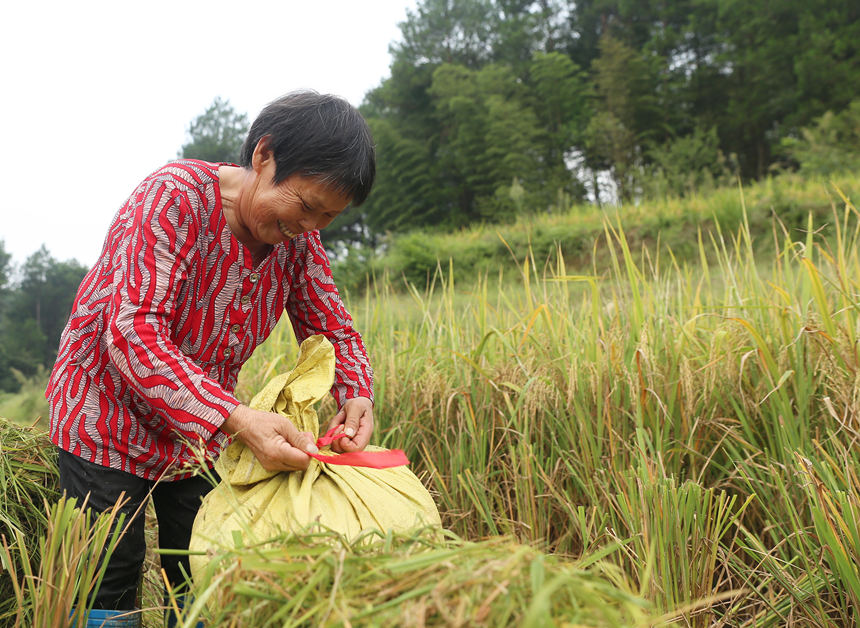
[310,427,410,469]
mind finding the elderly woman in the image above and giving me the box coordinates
[47,91,375,626]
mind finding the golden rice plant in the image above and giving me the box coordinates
[240,181,860,624]
[177,528,653,627]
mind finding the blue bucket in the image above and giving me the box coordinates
[69,608,141,627]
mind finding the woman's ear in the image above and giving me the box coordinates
[251,135,273,174]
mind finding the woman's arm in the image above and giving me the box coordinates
[284,231,375,452]
[106,178,240,446]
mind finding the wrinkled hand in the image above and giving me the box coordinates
[325,397,374,453]
[222,404,318,472]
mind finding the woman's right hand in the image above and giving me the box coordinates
[222,404,318,471]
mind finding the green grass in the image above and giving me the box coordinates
[1,495,128,628]
[0,368,50,430]
[0,420,132,627]
[4,175,860,625]
[0,419,59,619]
[239,179,860,624]
[180,528,652,627]
[332,171,860,295]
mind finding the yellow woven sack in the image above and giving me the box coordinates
[189,335,441,579]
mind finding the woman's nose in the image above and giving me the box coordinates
[298,217,317,231]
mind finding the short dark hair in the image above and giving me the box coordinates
[240,91,376,206]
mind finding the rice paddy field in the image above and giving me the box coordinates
[2,176,860,626]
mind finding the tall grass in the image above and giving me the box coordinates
[0,419,59,618]
[5,177,860,624]
[241,182,860,624]
[1,496,128,627]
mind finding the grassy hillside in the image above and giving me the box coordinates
[333,172,860,295]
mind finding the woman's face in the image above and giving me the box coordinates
[232,145,351,250]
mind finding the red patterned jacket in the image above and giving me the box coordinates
[46,160,373,480]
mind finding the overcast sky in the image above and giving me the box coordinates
[0,0,416,268]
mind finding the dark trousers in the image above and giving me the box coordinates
[57,449,217,610]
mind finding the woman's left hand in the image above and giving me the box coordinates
[325,396,374,453]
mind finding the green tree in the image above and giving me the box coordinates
[359,0,591,233]
[180,97,249,164]
[360,0,860,229]
[0,241,14,391]
[491,0,571,70]
[0,247,87,391]
[781,100,860,176]
[563,0,860,181]
[792,0,860,125]
[584,33,657,201]
[704,0,858,177]
[710,0,800,178]
[362,117,439,234]
[429,62,546,224]
[527,51,590,203]
[359,59,447,235]
[393,0,498,68]
[0,241,11,294]
[645,126,735,198]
